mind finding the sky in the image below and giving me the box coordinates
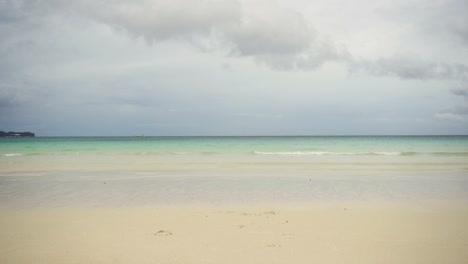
[0,0,467,136]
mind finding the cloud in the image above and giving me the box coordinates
[2,0,468,135]
[222,1,346,69]
[0,0,44,23]
[226,3,311,56]
[2,0,466,75]
[356,0,468,81]
[435,112,466,122]
[452,87,468,100]
[79,0,467,73]
[82,0,347,70]
[434,0,468,44]
[0,81,54,108]
[15,0,344,71]
[352,54,468,80]
[0,82,27,109]
[0,91,17,109]
[380,0,468,47]
[84,0,241,43]
[435,87,468,123]
[423,0,467,45]
[234,112,283,119]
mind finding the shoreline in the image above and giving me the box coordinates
[1,170,467,209]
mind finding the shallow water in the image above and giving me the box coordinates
[0,136,467,207]
[1,136,468,157]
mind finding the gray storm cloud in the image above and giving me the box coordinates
[387,0,468,45]
[88,0,242,42]
[352,54,468,80]
[45,0,347,70]
[452,88,468,100]
[2,0,466,74]
[221,2,346,69]
[67,0,467,73]
[0,0,43,22]
[435,88,468,122]
[1,0,468,134]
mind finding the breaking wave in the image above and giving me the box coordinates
[253,151,402,156]
[2,153,23,157]
[252,151,468,156]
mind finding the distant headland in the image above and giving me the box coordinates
[0,131,35,138]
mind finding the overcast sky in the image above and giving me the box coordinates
[1,0,467,136]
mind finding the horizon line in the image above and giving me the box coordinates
[25,134,468,137]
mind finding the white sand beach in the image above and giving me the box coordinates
[1,136,467,263]
[1,202,468,264]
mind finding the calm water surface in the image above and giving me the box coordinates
[1,136,467,207]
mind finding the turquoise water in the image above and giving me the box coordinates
[0,136,467,207]
[1,136,468,156]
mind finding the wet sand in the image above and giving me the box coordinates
[1,202,468,264]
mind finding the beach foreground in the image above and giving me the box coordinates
[1,203,467,264]
[1,136,467,263]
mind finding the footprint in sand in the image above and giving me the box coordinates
[154,230,173,237]
[241,212,256,216]
[266,244,281,248]
[241,211,276,217]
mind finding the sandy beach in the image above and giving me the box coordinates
[1,136,467,263]
[1,202,468,264]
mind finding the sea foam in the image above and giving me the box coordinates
[252,151,402,156]
[2,153,23,157]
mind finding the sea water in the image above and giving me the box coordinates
[0,136,467,207]
[2,136,468,157]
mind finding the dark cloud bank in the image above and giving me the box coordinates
[2,0,467,76]
[1,0,468,134]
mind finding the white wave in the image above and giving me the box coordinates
[253,151,402,156]
[135,151,191,155]
[254,151,328,155]
[372,152,401,155]
[2,153,23,157]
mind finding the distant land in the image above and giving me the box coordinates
[0,131,35,138]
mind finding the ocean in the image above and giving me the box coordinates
[1,136,467,207]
